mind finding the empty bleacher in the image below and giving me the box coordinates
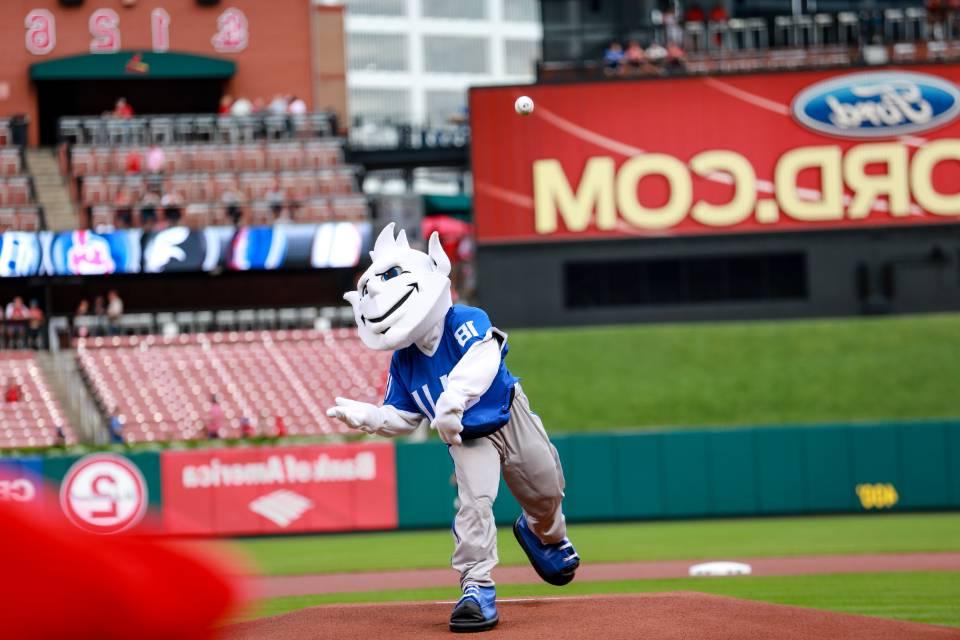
[76,330,392,444]
[0,352,76,448]
[58,113,368,230]
[0,132,41,232]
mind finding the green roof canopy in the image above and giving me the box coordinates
[30,51,236,81]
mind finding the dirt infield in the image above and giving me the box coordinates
[254,552,960,598]
[223,593,960,640]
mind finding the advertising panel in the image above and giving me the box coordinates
[0,221,369,278]
[160,442,398,535]
[470,65,960,244]
[0,456,45,513]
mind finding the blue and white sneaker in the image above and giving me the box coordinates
[513,514,580,586]
[449,584,499,633]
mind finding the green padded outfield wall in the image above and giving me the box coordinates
[395,421,960,529]
[42,451,163,509]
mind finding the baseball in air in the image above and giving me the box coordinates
[515,95,534,116]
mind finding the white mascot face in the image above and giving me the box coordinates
[344,223,452,351]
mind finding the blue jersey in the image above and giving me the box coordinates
[384,305,519,439]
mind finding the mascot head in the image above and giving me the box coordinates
[344,223,452,351]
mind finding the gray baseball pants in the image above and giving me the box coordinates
[449,384,567,588]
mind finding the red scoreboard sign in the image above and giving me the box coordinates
[161,442,397,535]
[470,65,960,244]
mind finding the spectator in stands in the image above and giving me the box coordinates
[124,148,142,174]
[5,296,29,348]
[218,95,233,115]
[161,190,183,226]
[27,300,43,350]
[646,41,668,71]
[288,96,307,116]
[230,96,254,117]
[114,186,134,228]
[113,97,134,119]
[93,295,107,336]
[206,394,224,439]
[74,299,91,338]
[708,2,728,23]
[603,41,625,75]
[145,144,166,174]
[624,40,654,75]
[266,178,287,221]
[240,416,256,439]
[684,2,705,23]
[106,290,123,335]
[268,94,289,115]
[4,377,21,404]
[108,406,124,444]
[274,415,286,438]
[139,189,161,227]
[253,97,267,114]
[666,41,687,73]
[221,186,244,226]
[5,296,28,320]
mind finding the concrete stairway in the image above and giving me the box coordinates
[36,350,108,445]
[25,148,77,231]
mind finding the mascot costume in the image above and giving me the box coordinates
[327,224,580,632]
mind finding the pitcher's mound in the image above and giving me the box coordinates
[225,592,960,640]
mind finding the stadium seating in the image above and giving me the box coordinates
[0,145,41,232]
[61,122,369,229]
[0,352,76,448]
[76,330,392,443]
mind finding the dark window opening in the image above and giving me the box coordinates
[564,252,808,308]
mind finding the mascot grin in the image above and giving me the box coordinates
[345,223,452,351]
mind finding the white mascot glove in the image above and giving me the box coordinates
[326,397,382,434]
[431,391,465,446]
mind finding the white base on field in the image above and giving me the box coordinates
[688,561,753,577]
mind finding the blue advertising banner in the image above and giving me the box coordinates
[0,456,46,511]
[0,221,370,277]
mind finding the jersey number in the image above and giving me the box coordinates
[454,321,480,347]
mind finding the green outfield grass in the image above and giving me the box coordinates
[504,314,960,431]
[230,513,960,577]
[247,572,960,627]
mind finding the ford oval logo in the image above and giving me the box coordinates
[792,71,960,138]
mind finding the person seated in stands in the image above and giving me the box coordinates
[124,148,142,174]
[646,41,669,72]
[139,189,161,227]
[230,96,254,117]
[27,300,43,350]
[240,416,256,439]
[684,2,705,23]
[106,290,123,336]
[218,95,234,115]
[93,295,107,337]
[73,299,91,338]
[221,187,244,226]
[108,406,124,444]
[708,2,728,23]
[4,377,21,404]
[266,178,287,221]
[114,186,134,228]
[113,97,134,119]
[603,41,624,75]
[666,41,687,73]
[145,144,166,175]
[5,296,29,348]
[624,40,653,75]
[161,190,183,226]
[268,94,289,115]
[206,394,224,439]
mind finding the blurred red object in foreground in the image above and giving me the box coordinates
[0,495,242,640]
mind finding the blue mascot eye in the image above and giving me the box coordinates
[381,266,403,281]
